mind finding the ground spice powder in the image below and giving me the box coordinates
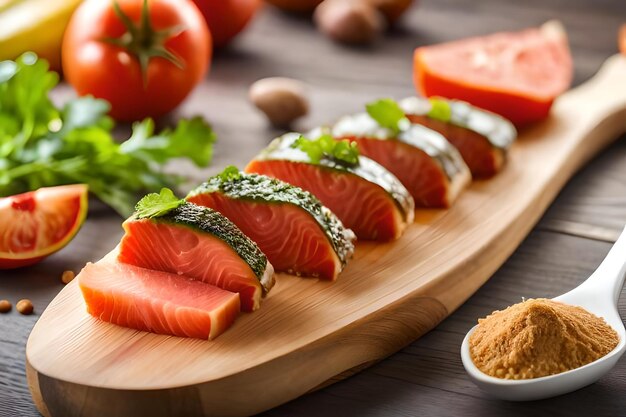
[469,298,619,379]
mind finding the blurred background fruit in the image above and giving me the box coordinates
[192,0,261,48]
[0,0,83,71]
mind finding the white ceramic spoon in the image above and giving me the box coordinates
[461,226,626,401]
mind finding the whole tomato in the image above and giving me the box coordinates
[63,0,211,121]
[192,0,261,48]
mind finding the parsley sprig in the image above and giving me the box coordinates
[292,134,359,167]
[0,53,217,217]
[135,188,184,219]
[217,165,242,182]
[426,98,452,122]
[366,98,409,135]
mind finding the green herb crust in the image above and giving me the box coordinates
[399,97,517,150]
[188,170,355,265]
[255,133,414,221]
[148,202,269,287]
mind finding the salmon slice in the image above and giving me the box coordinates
[187,169,355,280]
[400,97,517,178]
[78,258,240,340]
[118,203,275,312]
[331,113,471,208]
[246,133,414,241]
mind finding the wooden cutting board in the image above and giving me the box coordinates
[26,55,626,417]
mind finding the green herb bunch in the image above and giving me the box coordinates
[0,53,216,217]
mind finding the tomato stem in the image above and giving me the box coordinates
[102,0,185,87]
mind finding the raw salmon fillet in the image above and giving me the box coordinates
[331,113,471,208]
[78,258,240,340]
[118,203,275,312]
[246,133,414,241]
[187,170,355,280]
[400,97,517,178]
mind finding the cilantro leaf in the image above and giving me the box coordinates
[366,98,409,134]
[427,98,452,122]
[135,188,184,219]
[292,134,359,167]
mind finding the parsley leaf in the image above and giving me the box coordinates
[135,188,184,219]
[120,116,216,166]
[365,98,409,134]
[292,134,359,167]
[217,165,242,182]
[427,98,452,122]
[0,53,217,217]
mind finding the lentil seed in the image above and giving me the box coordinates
[61,270,75,285]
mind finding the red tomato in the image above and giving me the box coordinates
[192,0,261,48]
[414,22,572,127]
[62,0,211,121]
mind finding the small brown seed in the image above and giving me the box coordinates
[61,270,76,285]
[314,0,386,45]
[249,77,309,128]
[0,300,11,313]
[16,299,33,315]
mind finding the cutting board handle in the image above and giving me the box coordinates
[564,54,626,127]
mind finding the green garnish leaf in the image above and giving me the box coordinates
[366,98,408,134]
[427,98,452,122]
[135,188,184,219]
[292,134,359,167]
[120,116,216,167]
[218,165,241,182]
[0,53,216,217]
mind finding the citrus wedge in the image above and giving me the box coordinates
[0,184,88,269]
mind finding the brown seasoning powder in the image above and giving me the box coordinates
[469,298,619,380]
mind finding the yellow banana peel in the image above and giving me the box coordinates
[0,0,83,70]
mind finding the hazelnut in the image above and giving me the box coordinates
[0,300,11,313]
[314,0,386,45]
[366,0,415,23]
[249,77,309,128]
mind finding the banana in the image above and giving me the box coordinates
[0,0,83,70]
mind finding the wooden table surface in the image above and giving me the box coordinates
[2,0,626,416]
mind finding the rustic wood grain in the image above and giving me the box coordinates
[2,0,626,416]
